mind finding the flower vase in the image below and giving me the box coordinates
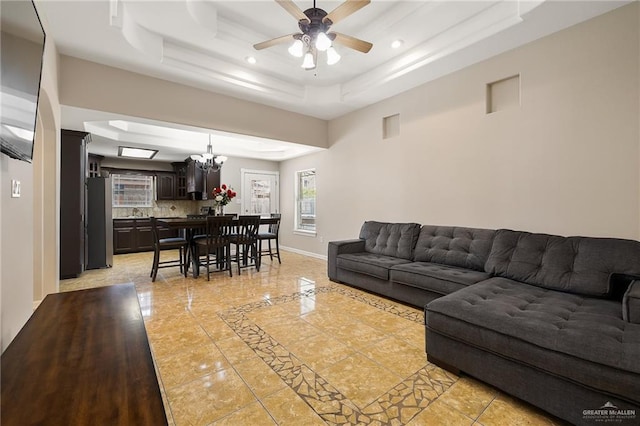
[215,205,224,216]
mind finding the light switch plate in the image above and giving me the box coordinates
[11,179,21,198]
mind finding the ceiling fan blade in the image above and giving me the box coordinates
[323,0,371,25]
[253,34,297,50]
[275,0,309,23]
[331,32,373,53]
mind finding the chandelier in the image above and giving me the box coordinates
[190,135,227,172]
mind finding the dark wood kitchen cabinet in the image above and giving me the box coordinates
[155,161,221,200]
[156,172,176,200]
[87,154,103,178]
[183,160,221,200]
[136,220,154,251]
[172,162,189,200]
[113,220,135,253]
[186,160,205,194]
[202,170,221,200]
[60,129,91,279]
[113,218,178,254]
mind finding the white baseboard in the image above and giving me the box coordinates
[33,300,42,311]
[281,246,328,261]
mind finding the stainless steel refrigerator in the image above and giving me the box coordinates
[86,177,113,269]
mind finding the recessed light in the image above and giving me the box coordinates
[245,56,257,65]
[118,146,158,159]
[391,39,404,49]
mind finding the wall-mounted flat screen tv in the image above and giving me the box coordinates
[1,0,46,163]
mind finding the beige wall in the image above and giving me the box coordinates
[59,56,328,149]
[280,3,640,257]
[1,8,61,350]
[1,156,35,349]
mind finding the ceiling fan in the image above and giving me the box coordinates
[253,0,373,70]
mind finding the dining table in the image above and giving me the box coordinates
[157,216,279,277]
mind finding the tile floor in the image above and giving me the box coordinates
[60,250,565,426]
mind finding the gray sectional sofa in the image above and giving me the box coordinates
[328,222,496,308]
[328,221,640,425]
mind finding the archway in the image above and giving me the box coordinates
[32,88,59,302]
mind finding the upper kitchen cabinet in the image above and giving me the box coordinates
[87,154,103,178]
[156,172,176,200]
[172,162,189,200]
[60,129,91,279]
[202,170,221,200]
[186,160,205,194]
[183,160,221,200]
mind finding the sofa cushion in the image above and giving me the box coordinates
[328,239,366,281]
[336,253,412,280]
[623,280,640,324]
[359,221,421,260]
[426,277,640,399]
[413,225,495,271]
[390,262,491,296]
[485,229,640,297]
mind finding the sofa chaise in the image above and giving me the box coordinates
[328,221,640,425]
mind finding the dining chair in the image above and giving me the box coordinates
[193,216,234,280]
[229,215,261,274]
[258,213,281,264]
[150,217,189,282]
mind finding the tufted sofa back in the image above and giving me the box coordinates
[413,225,496,271]
[359,221,421,260]
[485,229,640,297]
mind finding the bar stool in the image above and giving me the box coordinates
[258,213,281,264]
[150,217,189,282]
[193,216,233,280]
[229,215,261,274]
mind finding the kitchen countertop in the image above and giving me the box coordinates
[113,216,191,220]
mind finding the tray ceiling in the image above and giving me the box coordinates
[38,1,629,162]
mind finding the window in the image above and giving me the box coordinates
[112,174,155,207]
[295,169,316,233]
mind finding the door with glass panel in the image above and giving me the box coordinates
[241,170,279,216]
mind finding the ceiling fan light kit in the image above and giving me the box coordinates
[326,46,341,65]
[315,31,332,51]
[301,51,316,69]
[254,0,372,71]
[288,39,304,57]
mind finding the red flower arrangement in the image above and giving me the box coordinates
[212,184,236,207]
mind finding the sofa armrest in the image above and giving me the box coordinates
[622,280,640,324]
[327,239,365,281]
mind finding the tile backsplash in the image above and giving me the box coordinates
[113,200,201,218]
